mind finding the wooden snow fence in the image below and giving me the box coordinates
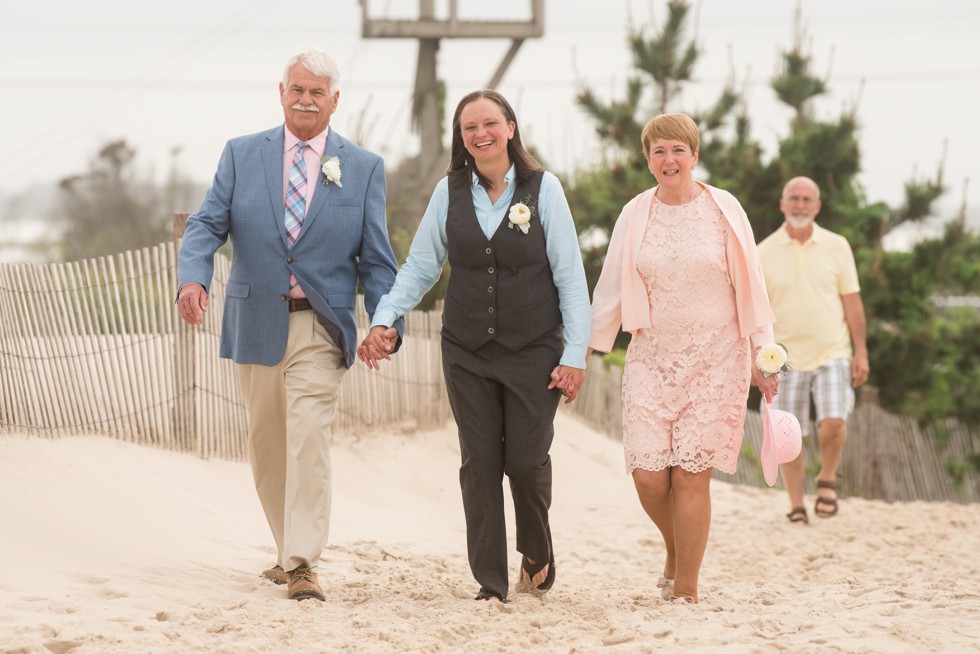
[1,215,976,503]
[0,219,451,460]
[569,357,980,504]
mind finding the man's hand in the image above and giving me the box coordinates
[548,365,586,404]
[177,283,208,326]
[357,325,397,370]
[851,351,869,388]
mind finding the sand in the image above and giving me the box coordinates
[2,412,979,653]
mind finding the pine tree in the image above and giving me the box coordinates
[569,1,980,424]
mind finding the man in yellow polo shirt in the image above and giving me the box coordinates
[758,176,870,523]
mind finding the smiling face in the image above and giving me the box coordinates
[457,97,515,172]
[279,62,338,140]
[646,138,699,190]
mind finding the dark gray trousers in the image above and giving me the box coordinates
[441,329,563,600]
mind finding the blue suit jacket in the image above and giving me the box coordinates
[177,125,403,368]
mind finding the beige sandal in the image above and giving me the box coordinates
[669,595,695,605]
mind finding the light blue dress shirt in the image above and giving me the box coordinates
[372,166,591,369]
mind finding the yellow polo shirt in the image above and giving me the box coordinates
[758,223,860,371]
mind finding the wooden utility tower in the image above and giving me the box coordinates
[359,0,544,180]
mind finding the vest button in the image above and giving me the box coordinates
[486,248,492,255]
[488,327,495,334]
[488,307,494,313]
[488,267,494,274]
[488,286,494,293]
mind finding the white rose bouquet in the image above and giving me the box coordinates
[756,343,791,377]
[320,155,342,187]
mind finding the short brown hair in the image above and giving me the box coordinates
[641,113,700,156]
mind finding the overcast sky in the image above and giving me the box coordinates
[2,0,978,224]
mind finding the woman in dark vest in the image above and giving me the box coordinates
[359,90,590,603]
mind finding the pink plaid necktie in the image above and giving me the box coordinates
[285,142,308,292]
[284,141,309,246]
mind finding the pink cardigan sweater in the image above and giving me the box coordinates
[590,183,776,352]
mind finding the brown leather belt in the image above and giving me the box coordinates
[288,297,312,312]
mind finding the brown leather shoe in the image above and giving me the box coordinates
[261,565,289,585]
[287,566,325,601]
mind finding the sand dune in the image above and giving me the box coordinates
[2,413,978,653]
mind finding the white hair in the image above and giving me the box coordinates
[282,47,340,95]
[782,176,821,200]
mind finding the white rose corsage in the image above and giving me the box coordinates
[320,155,342,187]
[508,200,534,234]
[756,343,791,377]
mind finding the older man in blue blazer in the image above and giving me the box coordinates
[176,47,402,602]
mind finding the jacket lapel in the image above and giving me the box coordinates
[263,126,290,247]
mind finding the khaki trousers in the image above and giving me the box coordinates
[237,310,347,572]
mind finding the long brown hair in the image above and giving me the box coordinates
[447,90,543,188]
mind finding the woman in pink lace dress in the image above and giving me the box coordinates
[590,113,780,604]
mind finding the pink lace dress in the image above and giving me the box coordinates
[622,192,750,475]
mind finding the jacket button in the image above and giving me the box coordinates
[488,327,495,334]
[280,294,287,301]
[287,256,294,264]
[488,267,494,274]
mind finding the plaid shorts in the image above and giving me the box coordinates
[765,358,854,437]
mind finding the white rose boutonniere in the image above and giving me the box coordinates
[320,155,342,187]
[756,343,791,377]
[508,196,536,234]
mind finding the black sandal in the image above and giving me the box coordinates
[520,555,556,593]
[475,588,508,603]
[814,480,839,518]
[786,507,809,524]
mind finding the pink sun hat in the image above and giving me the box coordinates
[761,399,803,487]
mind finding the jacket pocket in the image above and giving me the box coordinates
[325,292,355,308]
[226,282,250,298]
[329,197,362,208]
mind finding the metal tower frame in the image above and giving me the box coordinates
[359,0,545,179]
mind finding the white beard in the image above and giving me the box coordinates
[787,215,813,230]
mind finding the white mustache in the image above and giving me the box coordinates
[291,103,320,113]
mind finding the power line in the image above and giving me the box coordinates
[0,0,279,180]
[2,69,978,91]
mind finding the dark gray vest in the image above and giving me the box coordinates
[442,171,561,351]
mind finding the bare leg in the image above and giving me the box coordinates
[670,467,713,602]
[815,418,846,513]
[632,468,675,580]
[780,450,807,512]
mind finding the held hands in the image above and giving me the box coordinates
[177,283,208,326]
[357,325,398,370]
[548,365,586,404]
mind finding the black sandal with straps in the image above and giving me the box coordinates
[786,506,809,524]
[814,480,839,517]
